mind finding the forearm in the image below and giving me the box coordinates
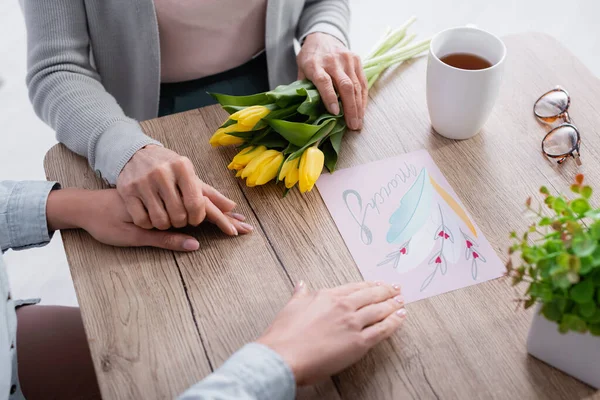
[45,188,92,231]
[178,343,295,400]
[23,0,161,185]
[297,0,351,47]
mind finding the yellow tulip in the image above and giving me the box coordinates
[228,145,268,170]
[278,158,300,189]
[209,122,254,147]
[299,147,324,193]
[241,149,281,180]
[250,153,285,186]
[229,105,271,129]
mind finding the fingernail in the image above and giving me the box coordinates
[393,284,401,291]
[231,224,238,236]
[394,295,404,304]
[351,118,360,130]
[295,280,305,291]
[240,222,254,232]
[230,212,246,221]
[396,309,407,317]
[375,281,382,286]
[182,239,199,251]
[330,103,340,115]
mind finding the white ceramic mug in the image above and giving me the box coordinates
[426,26,507,140]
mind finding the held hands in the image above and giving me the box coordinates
[257,281,406,385]
[117,145,251,236]
[296,32,368,131]
[46,189,252,252]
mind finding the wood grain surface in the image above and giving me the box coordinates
[45,33,600,399]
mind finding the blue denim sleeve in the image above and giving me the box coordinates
[178,343,296,400]
[0,181,59,252]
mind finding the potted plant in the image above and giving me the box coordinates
[508,174,600,388]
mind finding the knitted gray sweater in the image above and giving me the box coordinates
[23,0,350,184]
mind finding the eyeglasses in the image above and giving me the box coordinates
[534,87,581,165]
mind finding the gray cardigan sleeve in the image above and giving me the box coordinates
[297,0,351,47]
[22,0,161,185]
[178,343,296,400]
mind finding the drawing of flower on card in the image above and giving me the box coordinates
[377,167,487,292]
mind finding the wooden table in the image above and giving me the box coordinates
[45,33,600,399]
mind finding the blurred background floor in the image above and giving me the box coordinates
[1,0,599,307]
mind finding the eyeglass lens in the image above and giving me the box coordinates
[542,125,579,157]
[534,89,569,119]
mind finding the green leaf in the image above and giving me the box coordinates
[580,256,594,275]
[571,198,591,215]
[268,119,327,147]
[552,197,567,213]
[539,217,552,226]
[322,121,346,172]
[562,314,588,333]
[582,185,593,199]
[524,298,536,309]
[296,89,323,117]
[589,324,600,336]
[266,79,315,108]
[570,279,594,304]
[590,221,600,240]
[540,186,549,195]
[587,309,600,323]
[264,104,300,121]
[591,270,600,286]
[286,120,337,163]
[249,129,289,148]
[210,92,270,107]
[542,301,563,322]
[585,209,600,220]
[577,302,596,318]
[573,234,597,257]
[553,272,573,290]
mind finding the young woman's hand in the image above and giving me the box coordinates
[296,32,368,131]
[46,189,253,251]
[257,281,406,385]
[117,145,241,235]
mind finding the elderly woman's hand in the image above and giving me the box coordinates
[296,32,368,131]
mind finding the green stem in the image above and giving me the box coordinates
[363,39,430,69]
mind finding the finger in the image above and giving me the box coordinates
[177,173,206,226]
[310,67,340,115]
[227,212,246,222]
[356,295,404,328]
[355,56,369,122]
[205,197,238,236]
[293,280,310,297]
[125,197,153,229]
[140,189,171,230]
[328,281,377,296]
[331,69,360,131]
[158,184,188,229]
[135,228,200,252]
[361,308,407,348]
[298,69,306,80]
[344,63,363,128]
[203,184,236,213]
[347,284,400,310]
[230,215,254,235]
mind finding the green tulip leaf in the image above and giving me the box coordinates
[210,92,270,108]
[286,120,337,162]
[249,129,288,148]
[322,121,347,172]
[268,120,324,147]
[297,89,323,117]
[590,324,600,336]
[570,279,594,304]
[266,80,315,108]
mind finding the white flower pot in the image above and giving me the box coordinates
[527,304,600,388]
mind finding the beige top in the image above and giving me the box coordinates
[155,0,268,83]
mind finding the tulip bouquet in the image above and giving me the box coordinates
[209,17,430,194]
